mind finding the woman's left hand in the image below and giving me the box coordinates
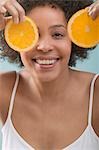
[88,0,99,20]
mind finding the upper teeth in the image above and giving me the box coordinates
[35,59,57,65]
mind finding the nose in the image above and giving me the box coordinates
[36,38,53,52]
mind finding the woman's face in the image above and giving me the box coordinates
[20,5,72,82]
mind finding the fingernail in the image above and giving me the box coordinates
[22,16,26,22]
[14,18,19,24]
[88,11,93,16]
[89,7,96,15]
[19,16,25,23]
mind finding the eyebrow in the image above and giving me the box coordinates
[49,24,66,29]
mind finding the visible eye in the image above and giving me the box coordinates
[52,32,64,39]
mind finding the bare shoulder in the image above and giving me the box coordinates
[0,71,16,122]
[72,69,99,133]
[70,68,95,85]
[0,71,16,92]
[94,73,99,91]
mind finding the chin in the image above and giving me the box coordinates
[32,71,59,83]
[37,73,59,83]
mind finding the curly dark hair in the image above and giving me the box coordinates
[0,0,96,67]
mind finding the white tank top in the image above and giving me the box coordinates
[1,73,99,150]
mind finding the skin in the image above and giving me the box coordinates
[87,0,99,19]
[0,0,25,23]
[0,1,99,150]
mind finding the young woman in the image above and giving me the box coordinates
[0,0,99,150]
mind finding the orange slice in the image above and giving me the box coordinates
[5,16,38,52]
[67,9,99,48]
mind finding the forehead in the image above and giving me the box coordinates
[27,5,67,25]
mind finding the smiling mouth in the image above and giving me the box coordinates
[32,58,60,65]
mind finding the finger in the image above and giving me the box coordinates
[0,16,12,31]
[87,6,95,14]
[89,6,99,20]
[88,7,96,19]
[93,7,99,19]
[5,16,12,24]
[0,0,8,6]
[12,1,25,22]
[0,6,7,13]
[5,2,19,24]
[87,1,99,13]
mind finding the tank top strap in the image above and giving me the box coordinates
[8,72,19,119]
[88,74,99,125]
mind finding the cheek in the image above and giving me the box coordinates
[20,52,31,66]
[61,39,72,57]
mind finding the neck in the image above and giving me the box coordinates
[28,68,72,102]
[42,68,70,96]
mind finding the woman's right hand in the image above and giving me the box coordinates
[0,0,25,30]
[88,0,99,20]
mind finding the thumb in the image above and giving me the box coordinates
[5,16,12,25]
[0,16,12,31]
